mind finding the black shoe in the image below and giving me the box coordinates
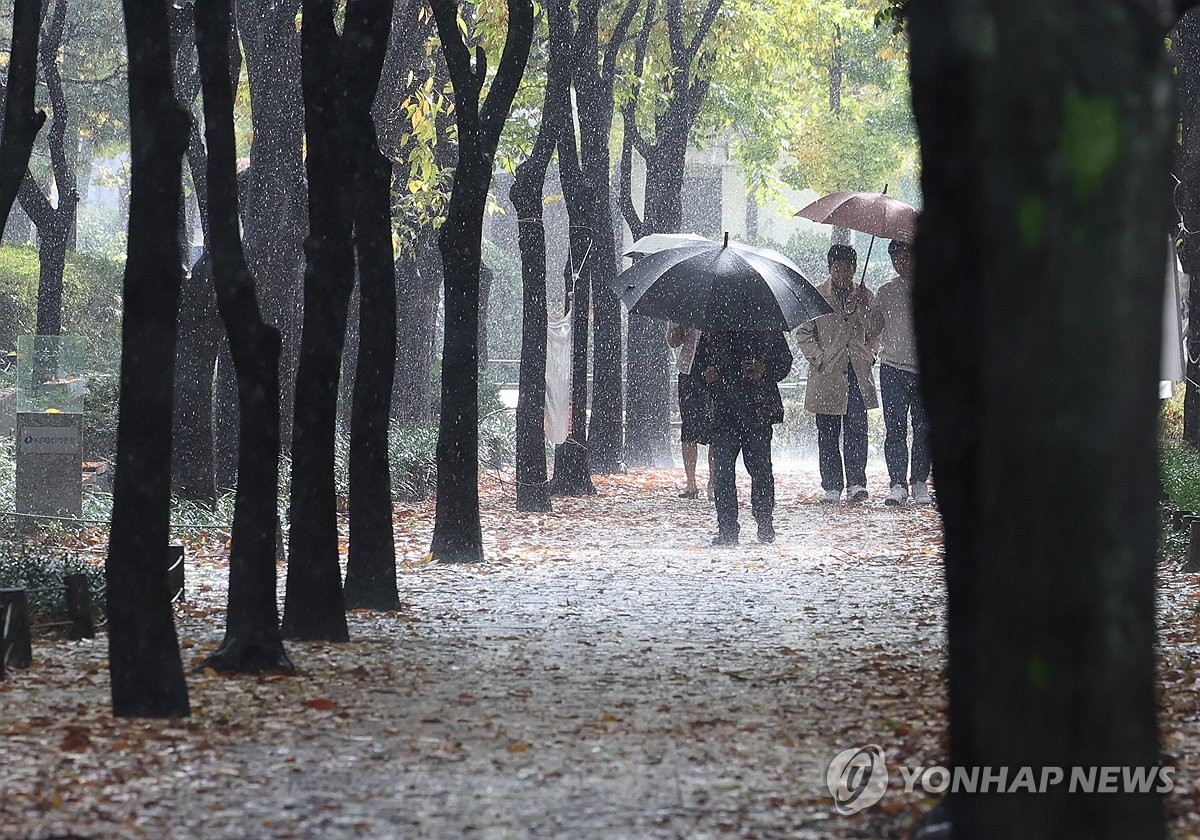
[678,488,699,499]
[757,522,775,543]
[711,532,739,546]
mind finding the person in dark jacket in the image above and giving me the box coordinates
[697,329,793,545]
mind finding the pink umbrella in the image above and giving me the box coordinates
[794,190,918,242]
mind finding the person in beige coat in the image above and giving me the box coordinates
[796,244,882,503]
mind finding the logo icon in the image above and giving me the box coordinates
[827,744,888,814]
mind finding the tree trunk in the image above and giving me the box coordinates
[0,0,45,238]
[908,1,1171,836]
[510,0,573,513]
[281,0,354,642]
[171,255,221,504]
[1173,11,1200,446]
[106,0,191,719]
[428,0,534,563]
[392,237,441,425]
[548,127,596,496]
[342,0,400,612]
[238,0,308,451]
[195,0,293,673]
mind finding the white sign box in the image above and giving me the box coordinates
[19,427,79,454]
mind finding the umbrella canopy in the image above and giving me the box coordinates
[613,236,832,331]
[624,232,709,256]
[795,191,918,242]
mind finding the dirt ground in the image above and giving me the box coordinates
[2,467,1199,839]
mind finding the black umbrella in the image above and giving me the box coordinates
[614,234,832,331]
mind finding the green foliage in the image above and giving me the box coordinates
[0,548,104,623]
[481,238,523,361]
[388,422,438,502]
[1161,437,1200,515]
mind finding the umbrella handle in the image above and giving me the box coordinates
[860,234,877,287]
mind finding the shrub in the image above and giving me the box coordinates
[0,547,104,623]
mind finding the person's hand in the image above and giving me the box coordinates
[742,358,765,381]
[849,285,870,307]
[703,366,720,384]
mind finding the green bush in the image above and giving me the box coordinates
[1161,437,1200,514]
[0,548,104,622]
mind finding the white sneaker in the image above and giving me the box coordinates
[885,484,908,506]
[911,481,933,505]
[822,488,841,504]
[846,485,869,503]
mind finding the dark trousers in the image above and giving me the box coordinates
[712,434,774,536]
[880,363,930,486]
[815,366,867,491]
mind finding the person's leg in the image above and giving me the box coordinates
[844,369,868,491]
[744,434,776,541]
[816,413,845,492]
[681,440,698,493]
[678,373,701,495]
[711,440,740,540]
[880,363,909,488]
[909,373,932,484]
[706,445,715,499]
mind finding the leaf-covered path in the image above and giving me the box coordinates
[3,468,1198,838]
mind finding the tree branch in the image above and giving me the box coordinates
[480,0,534,149]
[602,0,642,82]
[0,0,46,236]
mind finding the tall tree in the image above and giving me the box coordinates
[548,113,597,496]
[18,0,78,338]
[1173,11,1200,446]
[574,0,639,475]
[341,0,400,612]
[237,0,308,452]
[106,0,191,718]
[619,0,722,468]
[511,0,575,512]
[0,0,45,237]
[907,0,1173,835]
[281,0,356,642]
[195,0,294,674]
[428,0,534,562]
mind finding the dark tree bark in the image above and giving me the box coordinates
[428,0,534,563]
[511,0,574,512]
[908,1,1171,836]
[196,0,294,675]
[574,0,639,475]
[548,122,596,496]
[341,0,400,613]
[620,0,720,468]
[18,0,77,339]
[392,232,442,424]
[0,0,45,237]
[281,0,356,642]
[1173,11,1200,446]
[169,0,222,504]
[237,0,308,451]
[171,255,221,503]
[106,0,192,719]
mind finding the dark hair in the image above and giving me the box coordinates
[827,244,857,266]
[888,239,912,255]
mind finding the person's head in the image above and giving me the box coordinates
[827,244,857,288]
[888,239,913,278]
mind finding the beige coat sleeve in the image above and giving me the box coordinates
[795,319,825,372]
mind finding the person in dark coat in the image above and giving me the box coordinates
[697,329,793,545]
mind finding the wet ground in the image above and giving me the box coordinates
[0,468,980,837]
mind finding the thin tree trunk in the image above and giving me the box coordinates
[511,0,573,513]
[0,0,45,237]
[281,0,354,642]
[172,255,220,503]
[428,0,534,563]
[196,0,293,674]
[106,0,191,719]
[908,1,1171,835]
[342,0,399,612]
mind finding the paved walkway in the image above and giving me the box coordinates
[3,468,948,839]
